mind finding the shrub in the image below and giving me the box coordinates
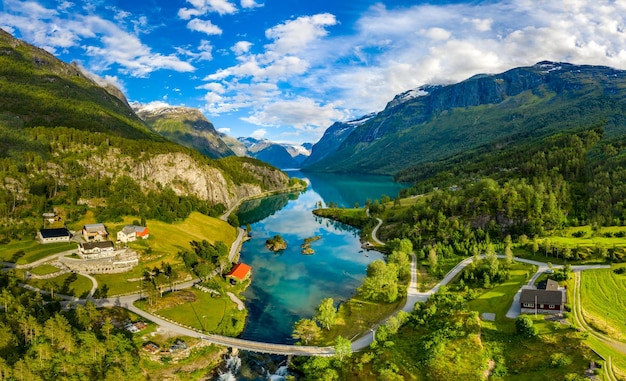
[613,267,626,275]
[515,315,538,338]
[549,353,571,367]
[571,231,586,238]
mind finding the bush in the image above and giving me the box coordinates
[613,267,626,275]
[549,353,571,367]
[571,231,586,238]
[515,315,538,338]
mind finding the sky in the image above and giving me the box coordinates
[1,0,626,144]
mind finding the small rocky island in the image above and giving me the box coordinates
[300,236,321,255]
[265,234,287,252]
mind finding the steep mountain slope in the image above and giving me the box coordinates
[303,113,375,168]
[303,62,626,175]
[0,30,292,231]
[0,29,158,140]
[131,102,235,159]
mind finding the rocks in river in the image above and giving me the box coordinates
[265,235,287,252]
[301,235,321,255]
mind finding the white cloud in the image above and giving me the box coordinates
[425,27,451,41]
[232,40,252,55]
[251,128,267,139]
[178,0,237,19]
[187,18,222,35]
[241,0,263,9]
[465,17,493,32]
[265,13,337,55]
[218,127,231,134]
[242,97,348,133]
[0,2,195,77]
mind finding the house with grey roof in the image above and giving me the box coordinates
[117,225,149,243]
[82,223,108,241]
[520,279,566,314]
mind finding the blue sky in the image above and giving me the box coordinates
[1,0,626,144]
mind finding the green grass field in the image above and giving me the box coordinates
[579,264,626,342]
[29,264,62,276]
[27,272,93,298]
[157,289,229,331]
[0,240,75,264]
[316,297,404,345]
[92,212,237,296]
[140,281,248,336]
[544,225,626,249]
[464,262,535,332]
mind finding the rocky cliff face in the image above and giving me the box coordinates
[78,150,289,207]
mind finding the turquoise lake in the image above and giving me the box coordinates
[236,171,408,344]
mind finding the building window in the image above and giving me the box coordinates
[539,304,544,309]
[522,303,534,308]
[549,304,555,309]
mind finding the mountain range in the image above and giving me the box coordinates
[130,101,311,169]
[4,22,626,211]
[303,61,626,180]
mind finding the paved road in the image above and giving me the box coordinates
[505,259,611,319]
[370,218,384,246]
[11,210,618,358]
[81,272,99,298]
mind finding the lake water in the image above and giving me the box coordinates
[236,171,407,344]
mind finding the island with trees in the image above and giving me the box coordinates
[265,234,287,252]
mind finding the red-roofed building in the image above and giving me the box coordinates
[226,263,251,283]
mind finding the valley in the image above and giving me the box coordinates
[1,23,626,381]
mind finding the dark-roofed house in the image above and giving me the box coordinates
[537,278,559,291]
[520,283,566,315]
[38,227,71,243]
[78,241,115,259]
[226,263,251,284]
[82,223,108,241]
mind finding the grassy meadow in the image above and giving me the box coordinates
[137,278,248,337]
[29,264,63,276]
[0,211,237,296]
[92,212,236,296]
[464,261,535,332]
[579,264,626,342]
[26,272,93,298]
[0,240,75,264]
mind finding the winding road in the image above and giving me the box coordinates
[10,212,623,360]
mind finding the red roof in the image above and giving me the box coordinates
[227,263,251,280]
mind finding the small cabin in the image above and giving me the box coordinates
[226,263,251,284]
[117,225,149,243]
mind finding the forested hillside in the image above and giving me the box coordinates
[0,31,293,241]
[304,62,626,176]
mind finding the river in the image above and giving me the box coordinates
[236,171,407,345]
